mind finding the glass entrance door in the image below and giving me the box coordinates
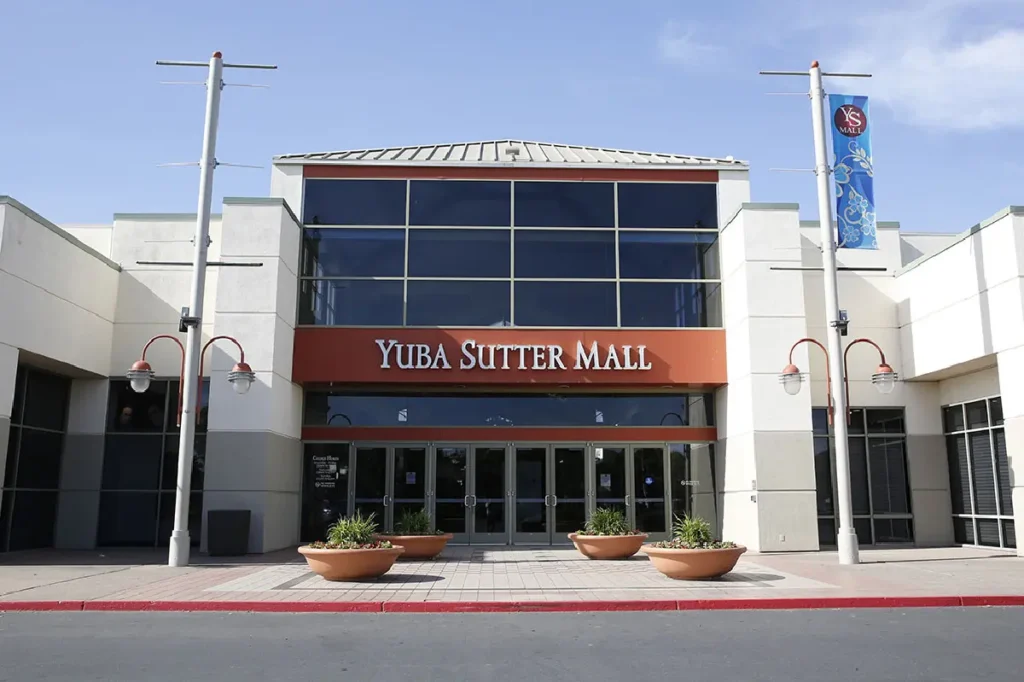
[590,444,671,541]
[391,445,427,530]
[470,445,509,543]
[354,444,388,526]
[354,444,427,532]
[552,445,586,543]
[431,444,469,543]
[512,444,586,545]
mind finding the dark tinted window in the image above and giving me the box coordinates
[408,229,510,278]
[108,380,169,432]
[514,231,616,279]
[620,282,721,327]
[8,491,58,551]
[301,228,405,277]
[868,438,910,514]
[406,281,510,326]
[514,282,617,327]
[409,180,510,226]
[812,408,830,435]
[298,279,404,325]
[101,435,162,490]
[814,437,834,514]
[161,436,205,491]
[965,400,989,429]
[619,232,719,280]
[21,370,70,431]
[97,492,158,546]
[617,183,718,228]
[157,492,202,547]
[304,393,715,427]
[514,181,614,228]
[943,405,965,432]
[13,430,63,489]
[303,179,406,226]
[865,408,905,434]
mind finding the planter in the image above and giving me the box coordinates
[375,533,453,560]
[640,545,747,580]
[298,545,404,581]
[568,533,648,559]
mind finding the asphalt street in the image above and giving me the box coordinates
[0,608,1021,681]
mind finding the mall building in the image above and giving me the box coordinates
[0,140,1020,556]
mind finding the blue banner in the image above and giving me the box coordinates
[828,94,877,250]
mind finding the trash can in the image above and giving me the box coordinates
[207,509,251,556]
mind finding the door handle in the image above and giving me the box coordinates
[383,494,390,507]
[464,495,472,507]
[551,495,558,507]
[625,494,631,506]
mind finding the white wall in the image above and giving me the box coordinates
[0,200,119,376]
[900,233,958,267]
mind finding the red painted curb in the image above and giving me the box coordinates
[82,601,384,613]
[3,596,1024,613]
[383,600,678,613]
[0,601,85,612]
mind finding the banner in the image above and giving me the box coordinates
[828,94,877,250]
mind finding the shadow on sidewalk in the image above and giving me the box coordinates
[0,547,304,568]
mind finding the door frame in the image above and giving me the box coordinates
[469,442,512,545]
[589,442,632,523]
[428,443,471,544]
[389,443,429,532]
[629,443,672,543]
[550,443,588,545]
[511,442,552,545]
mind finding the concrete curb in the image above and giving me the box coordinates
[2,596,1024,613]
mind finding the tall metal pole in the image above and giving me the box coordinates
[168,52,223,568]
[809,61,859,565]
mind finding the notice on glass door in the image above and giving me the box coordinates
[313,455,339,490]
[600,473,612,489]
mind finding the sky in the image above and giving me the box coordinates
[1,0,1021,232]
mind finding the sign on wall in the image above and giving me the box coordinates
[374,339,653,372]
[828,94,878,250]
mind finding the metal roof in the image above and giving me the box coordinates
[273,140,747,168]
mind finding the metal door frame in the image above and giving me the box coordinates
[351,442,393,531]
[629,443,672,542]
[511,442,552,545]
[469,442,512,545]
[389,443,429,532]
[589,443,633,524]
[428,443,471,545]
[550,443,588,545]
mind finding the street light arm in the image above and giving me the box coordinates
[141,334,187,427]
[197,335,250,411]
[788,337,835,424]
[843,338,890,417]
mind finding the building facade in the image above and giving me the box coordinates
[0,140,1020,556]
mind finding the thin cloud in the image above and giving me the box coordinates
[657,21,720,67]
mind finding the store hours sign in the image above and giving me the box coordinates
[374,339,653,372]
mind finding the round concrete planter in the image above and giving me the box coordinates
[640,545,747,580]
[375,533,453,560]
[298,545,405,581]
[568,533,648,559]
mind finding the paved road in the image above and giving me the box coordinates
[0,609,1021,681]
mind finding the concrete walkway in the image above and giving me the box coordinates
[0,546,1021,611]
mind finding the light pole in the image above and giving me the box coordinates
[127,335,255,565]
[779,336,898,561]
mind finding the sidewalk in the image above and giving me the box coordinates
[1,546,1021,612]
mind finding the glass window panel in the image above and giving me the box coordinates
[0,491,10,550]
[304,392,715,428]
[989,397,1004,426]
[8,491,58,551]
[407,280,510,327]
[11,366,26,425]
[14,430,63,490]
[302,179,406,226]
[943,405,965,433]
[514,282,616,327]
[977,518,1000,547]
[953,517,974,544]
[620,282,722,327]
[301,228,405,277]
[97,492,157,546]
[408,229,510,278]
[618,231,720,280]
[161,436,206,492]
[946,435,971,515]
[409,180,510,226]
[301,444,350,543]
[847,409,866,434]
[298,279,404,326]
[108,380,169,433]
[818,517,836,546]
[1004,520,1016,549]
[617,183,718,229]
[969,432,997,514]
[865,409,904,434]
[993,428,1013,515]
[965,400,989,429]
[634,447,666,533]
[514,230,615,279]
[5,427,20,489]
[102,435,163,490]
[21,370,70,431]
[669,445,692,520]
[867,438,910,514]
[873,518,913,543]
[812,408,830,435]
[848,437,871,515]
[854,517,872,545]
[157,492,202,547]
[814,437,834,515]
[167,380,209,434]
[513,181,614,228]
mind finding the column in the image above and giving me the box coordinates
[717,204,818,552]
[0,343,18,499]
[901,382,954,546]
[203,198,303,554]
[997,346,1024,556]
[54,379,109,549]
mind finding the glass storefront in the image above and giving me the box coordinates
[300,441,716,545]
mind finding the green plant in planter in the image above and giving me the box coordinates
[577,507,643,536]
[652,514,736,549]
[309,511,392,550]
[392,508,443,536]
